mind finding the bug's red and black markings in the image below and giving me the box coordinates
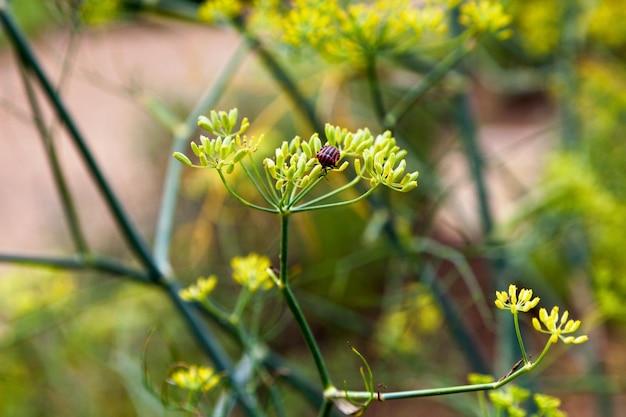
[316,145,341,175]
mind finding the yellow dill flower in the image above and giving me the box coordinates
[281,0,337,49]
[588,0,626,50]
[532,306,589,345]
[168,365,221,392]
[494,284,540,313]
[509,0,560,57]
[459,0,512,39]
[231,253,273,292]
[179,276,218,301]
[198,0,243,24]
[534,393,566,417]
[277,0,447,65]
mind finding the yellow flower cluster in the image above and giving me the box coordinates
[532,307,589,345]
[458,0,512,40]
[495,284,588,345]
[198,0,243,24]
[263,134,342,191]
[168,365,221,392]
[277,0,446,65]
[354,131,419,192]
[179,276,218,301]
[509,0,560,57]
[494,284,539,313]
[587,0,626,50]
[174,109,262,174]
[231,253,274,292]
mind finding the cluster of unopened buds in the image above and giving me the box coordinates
[174,109,418,213]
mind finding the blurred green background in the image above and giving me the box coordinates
[1,0,625,416]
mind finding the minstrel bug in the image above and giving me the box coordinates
[316,145,340,175]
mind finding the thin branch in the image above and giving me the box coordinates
[0,7,162,282]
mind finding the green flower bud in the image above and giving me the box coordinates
[311,135,322,152]
[198,115,212,132]
[173,152,192,166]
[200,135,211,153]
[264,158,277,178]
[400,181,417,192]
[239,117,250,134]
[214,136,223,153]
[382,154,395,179]
[325,124,339,145]
[210,110,220,129]
[295,155,307,177]
[301,140,313,158]
[275,149,285,167]
[232,149,248,164]
[354,158,362,175]
[336,161,349,172]
[220,112,231,132]
[199,153,210,167]
[191,141,202,157]
[289,136,301,154]
[310,164,323,178]
[343,131,354,149]
[355,140,372,154]
[374,161,384,176]
[364,151,374,172]
[227,108,238,128]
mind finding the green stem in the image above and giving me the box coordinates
[366,55,386,122]
[292,174,363,210]
[279,215,290,286]
[0,252,150,283]
[263,162,282,204]
[217,170,278,213]
[279,215,333,388]
[165,282,264,416]
[532,338,554,367]
[293,184,378,213]
[316,399,334,417]
[288,176,325,208]
[453,91,494,236]
[193,297,328,411]
[231,288,253,322]
[0,7,162,282]
[330,334,558,404]
[332,364,531,402]
[512,311,529,364]
[16,64,89,254]
[240,160,278,208]
[383,37,472,129]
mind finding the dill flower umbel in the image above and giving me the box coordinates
[231,253,274,292]
[532,306,589,345]
[494,284,540,313]
[168,365,221,392]
[179,276,218,301]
